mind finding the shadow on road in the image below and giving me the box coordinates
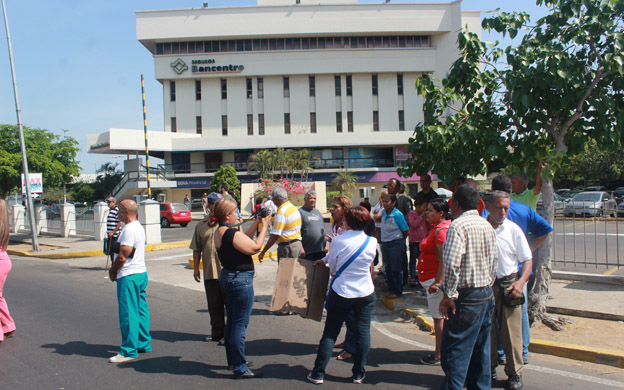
[150,330,205,343]
[247,338,318,357]
[117,355,229,378]
[41,341,118,358]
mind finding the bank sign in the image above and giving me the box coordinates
[170,58,244,75]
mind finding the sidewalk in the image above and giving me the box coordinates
[7,233,624,369]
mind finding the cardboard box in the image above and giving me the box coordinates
[270,257,330,321]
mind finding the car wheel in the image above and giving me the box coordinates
[180,223,188,227]
[161,217,170,228]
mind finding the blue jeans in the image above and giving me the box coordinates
[219,269,254,375]
[380,239,406,296]
[441,287,495,390]
[313,291,376,378]
[409,242,421,281]
[344,311,356,354]
[116,272,151,358]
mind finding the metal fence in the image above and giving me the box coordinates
[74,207,95,236]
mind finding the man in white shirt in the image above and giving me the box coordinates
[108,200,151,363]
[485,191,532,390]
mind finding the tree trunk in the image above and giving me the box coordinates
[528,177,562,329]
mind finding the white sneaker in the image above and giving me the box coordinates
[109,354,136,363]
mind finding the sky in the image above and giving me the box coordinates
[0,0,549,175]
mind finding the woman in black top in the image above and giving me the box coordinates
[213,198,271,379]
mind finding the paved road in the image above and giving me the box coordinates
[2,254,624,389]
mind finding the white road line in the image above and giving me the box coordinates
[526,365,624,388]
[148,253,192,261]
[372,317,624,388]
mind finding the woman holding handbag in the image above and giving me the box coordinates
[307,206,378,385]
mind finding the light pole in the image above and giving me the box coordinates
[2,0,39,251]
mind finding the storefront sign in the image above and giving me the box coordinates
[170,58,244,75]
[177,178,210,188]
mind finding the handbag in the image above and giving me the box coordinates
[325,236,371,309]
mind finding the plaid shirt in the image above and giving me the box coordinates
[441,210,498,299]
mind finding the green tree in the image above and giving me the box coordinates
[554,140,624,189]
[70,182,95,203]
[94,162,123,200]
[331,169,358,195]
[210,165,241,201]
[249,148,316,182]
[0,124,81,198]
[399,0,624,327]
[249,149,277,179]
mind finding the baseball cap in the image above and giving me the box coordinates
[207,192,223,204]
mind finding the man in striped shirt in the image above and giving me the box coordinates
[258,187,302,263]
[106,197,123,265]
[439,185,498,390]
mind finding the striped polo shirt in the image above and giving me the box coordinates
[107,207,121,238]
[271,201,302,242]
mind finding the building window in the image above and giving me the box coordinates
[373,111,379,131]
[259,114,265,135]
[397,73,404,95]
[347,111,353,132]
[335,75,341,96]
[336,112,342,133]
[284,113,291,134]
[346,75,352,96]
[398,110,405,130]
[196,116,202,134]
[170,81,176,102]
[283,77,290,97]
[171,117,177,133]
[310,113,317,133]
[246,78,253,99]
[309,76,316,97]
[221,115,228,136]
[195,80,201,100]
[257,77,264,98]
[247,114,253,135]
[221,79,227,99]
[372,74,378,96]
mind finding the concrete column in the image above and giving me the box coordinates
[11,205,24,233]
[94,201,109,241]
[35,205,48,234]
[139,199,161,244]
[60,203,76,238]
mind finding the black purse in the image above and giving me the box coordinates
[110,241,136,259]
[496,273,525,307]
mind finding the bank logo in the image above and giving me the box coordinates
[170,58,188,75]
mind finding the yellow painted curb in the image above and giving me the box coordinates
[529,338,624,369]
[380,296,400,311]
[146,240,191,252]
[6,249,104,259]
[405,308,435,333]
[604,266,622,276]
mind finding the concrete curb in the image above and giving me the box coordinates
[552,270,624,285]
[380,295,624,369]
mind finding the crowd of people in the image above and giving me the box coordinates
[0,165,550,390]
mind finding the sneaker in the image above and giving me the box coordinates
[420,354,441,365]
[508,374,523,390]
[234,369,263,379]
[491,367,498,381]
[109,354,136,363]
[307,371,324,385]
[228,361,253,370]
[352,373,365,384]
[218,338,225,346]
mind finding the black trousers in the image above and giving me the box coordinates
[204,279,226,339]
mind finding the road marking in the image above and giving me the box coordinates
[148,253,192,261]
[527,365,624,388]
[371,316,433,350]
[372,317,624,388]
[604,266,622,275]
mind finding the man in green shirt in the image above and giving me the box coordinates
[511,162,543,211]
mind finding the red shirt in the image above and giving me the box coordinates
[418,219,452,282]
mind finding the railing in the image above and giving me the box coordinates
[74,207,95,236]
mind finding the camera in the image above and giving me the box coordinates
[256,206,272,218]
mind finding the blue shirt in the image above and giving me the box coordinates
[381,208,409,242]
[482,199,553,238]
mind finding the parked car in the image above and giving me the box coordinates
[159,202,192,227]
[613,187,624,201]
[554,189,570,196]
[563,191,617,217]
[191,198,204,211]
[536,193,566,217]
[618,200,624,217]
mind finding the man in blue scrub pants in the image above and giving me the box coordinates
[108,199,151,363]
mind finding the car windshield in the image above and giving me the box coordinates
[538,194,563,202]
[171,203,188,212]
[573,193,602,202]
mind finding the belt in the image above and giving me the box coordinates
[457,286,491,295]
[277,239,300,246]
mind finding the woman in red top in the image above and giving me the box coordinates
[418,198,452,365]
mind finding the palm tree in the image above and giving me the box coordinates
[331,169,358,194]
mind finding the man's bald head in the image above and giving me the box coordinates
[119,199,139,223]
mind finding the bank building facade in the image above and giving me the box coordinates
[88,0,481,211]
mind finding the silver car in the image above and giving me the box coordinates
[564,191,617,217]
[536,193,566,217]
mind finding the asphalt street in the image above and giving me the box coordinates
[2,254,624,389]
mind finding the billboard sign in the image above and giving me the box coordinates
[21,173,43,194]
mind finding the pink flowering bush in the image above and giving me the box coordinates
[257,178,311,206]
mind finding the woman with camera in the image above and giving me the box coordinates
[213,198,271,379]
[307,206,378,385]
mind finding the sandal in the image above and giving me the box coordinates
[337,350,353,361]
[334,341,346,349]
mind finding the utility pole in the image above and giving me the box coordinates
[141,75,151,199]
[2,0,39,251]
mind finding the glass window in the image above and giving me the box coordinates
[163,42,172,54]
[259,114,265,135]
[247,114,253,135]
[212,41,220,52]
[398,36,406,48]
[284,113,291,134]
[309,76,315,97]
[260,39,268,50]
[276,38,285,50]
[171,117,177,133]
[246,78,253,99]
[292,38,301,50]
[221,79,227,99]
[170,81,176,102]
[336,112,342,133]
[397,73,404,95]
[283,77,290,97]
[309,37,317,49]
[335,75,341,96]
[244,39,252,51]
[302,38,310,50]
[179,42,188,53]
[346,75,352,96]
[310,113,317,133]
[398,110,405,130]
[269,38,277,50]
[374,36,382,48]
[389,36,398,48]
[317,37,326,49]
[172,42,180,53]
[404,36,414,47]
[252,39,261,51]
[257,78,264,98]
[358,36,366,48]
[196,116,202,134]
[156,43,163,55]
[373,111,379,131]
[347,111,353,132]
[383,36,390,48]
[237,40,244,51]
[222,115,228,136]
[372,74,378,96]
[285,38,294,50]
[227,40,236,52]
[195,80,201,100]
